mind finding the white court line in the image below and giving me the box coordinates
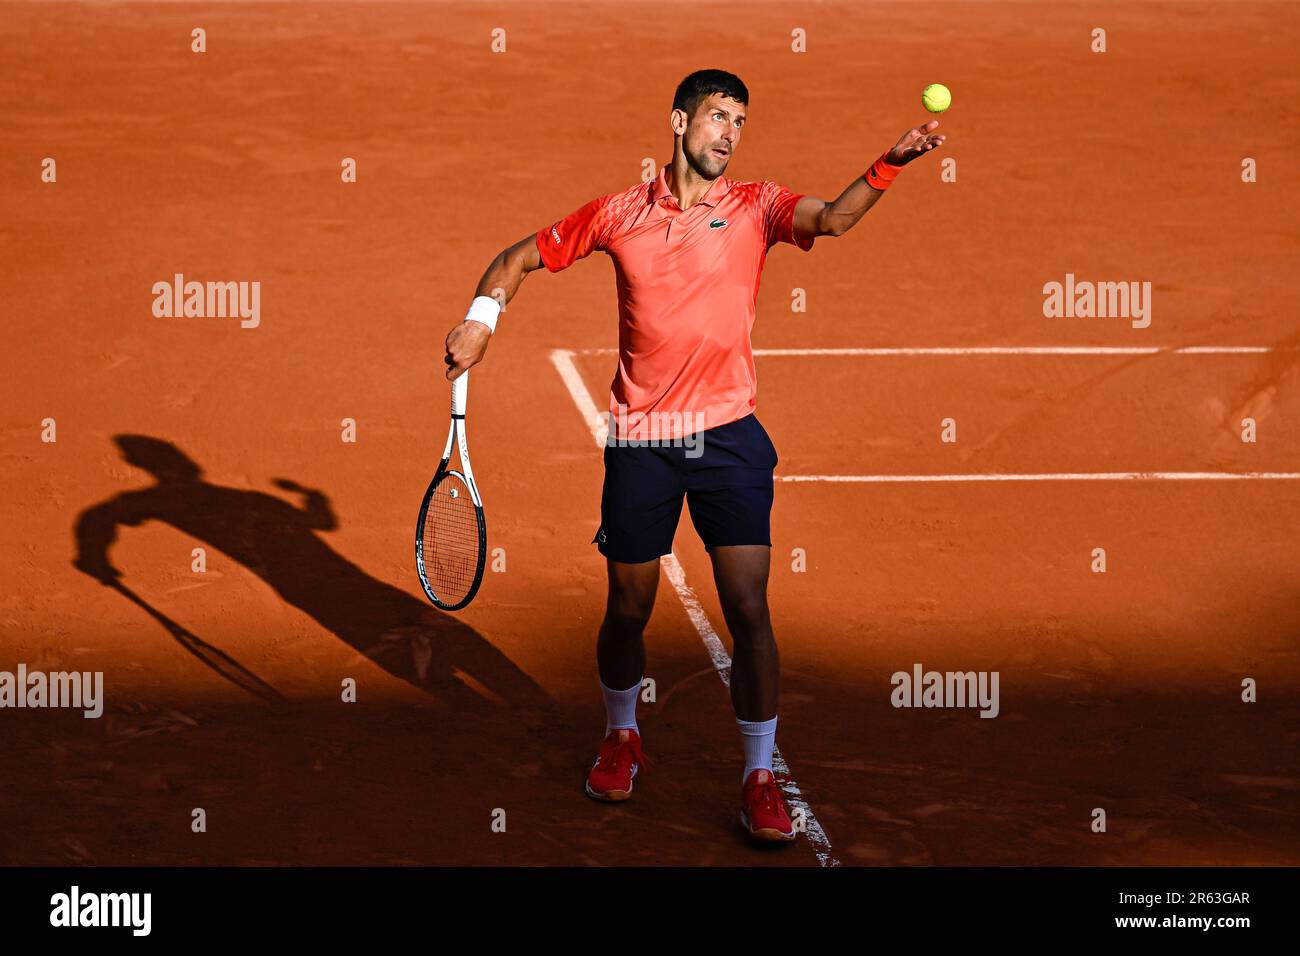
[549,348,841,867]
[780,472,1300,483]
[555,348,1297,486]
[577,346,1282,356]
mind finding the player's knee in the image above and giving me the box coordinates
[723,593,771,639]
[602,594,654,638]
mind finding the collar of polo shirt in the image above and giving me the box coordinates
[649,166,732,209]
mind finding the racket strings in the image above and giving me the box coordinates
[422,474,481,604]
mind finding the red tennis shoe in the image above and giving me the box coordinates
[584,728,646,802]
[740,769,796,842]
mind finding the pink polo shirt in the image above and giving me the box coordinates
[536,167,813,440]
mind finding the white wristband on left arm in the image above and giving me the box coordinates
[464,295,502,333]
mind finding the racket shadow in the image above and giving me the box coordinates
[72,435,552,713]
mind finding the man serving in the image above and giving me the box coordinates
[443,69,944,842]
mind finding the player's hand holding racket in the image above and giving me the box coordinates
[444,319,492,381]
[417,298,502,610]
[416,369,488,610]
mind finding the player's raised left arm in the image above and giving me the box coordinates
[793,120,946,240]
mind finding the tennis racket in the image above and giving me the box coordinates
[415,370,487,610]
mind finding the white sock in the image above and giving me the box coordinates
[738,716,778,781]
[600,678,641,736]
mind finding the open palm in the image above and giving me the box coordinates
[887,120,946,165]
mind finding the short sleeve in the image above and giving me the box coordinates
[761,181,814,252]
[535,196,611,272]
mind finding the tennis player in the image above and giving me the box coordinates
[443,69,944,843]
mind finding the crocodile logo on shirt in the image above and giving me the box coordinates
[709,218,728,229]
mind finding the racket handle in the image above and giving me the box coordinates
[451,368,468,417]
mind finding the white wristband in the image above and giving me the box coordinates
[464,295,502,333]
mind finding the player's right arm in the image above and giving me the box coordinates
[444,194,613,380]
[444,233,543,381]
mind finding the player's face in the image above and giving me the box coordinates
[682,94,745,178]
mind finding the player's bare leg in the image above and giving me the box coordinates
[709,544,777,721]
[597,557,658,689]
[586,557,657,802]
[710,544,794,841]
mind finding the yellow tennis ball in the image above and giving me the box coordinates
[922,83,952,113]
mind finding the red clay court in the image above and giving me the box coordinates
[1,1,1297,867]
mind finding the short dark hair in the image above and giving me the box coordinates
[672,69,749,119]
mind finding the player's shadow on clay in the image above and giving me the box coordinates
[72,435,550,712]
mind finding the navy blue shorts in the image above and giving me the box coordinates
[593,413,778,564]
